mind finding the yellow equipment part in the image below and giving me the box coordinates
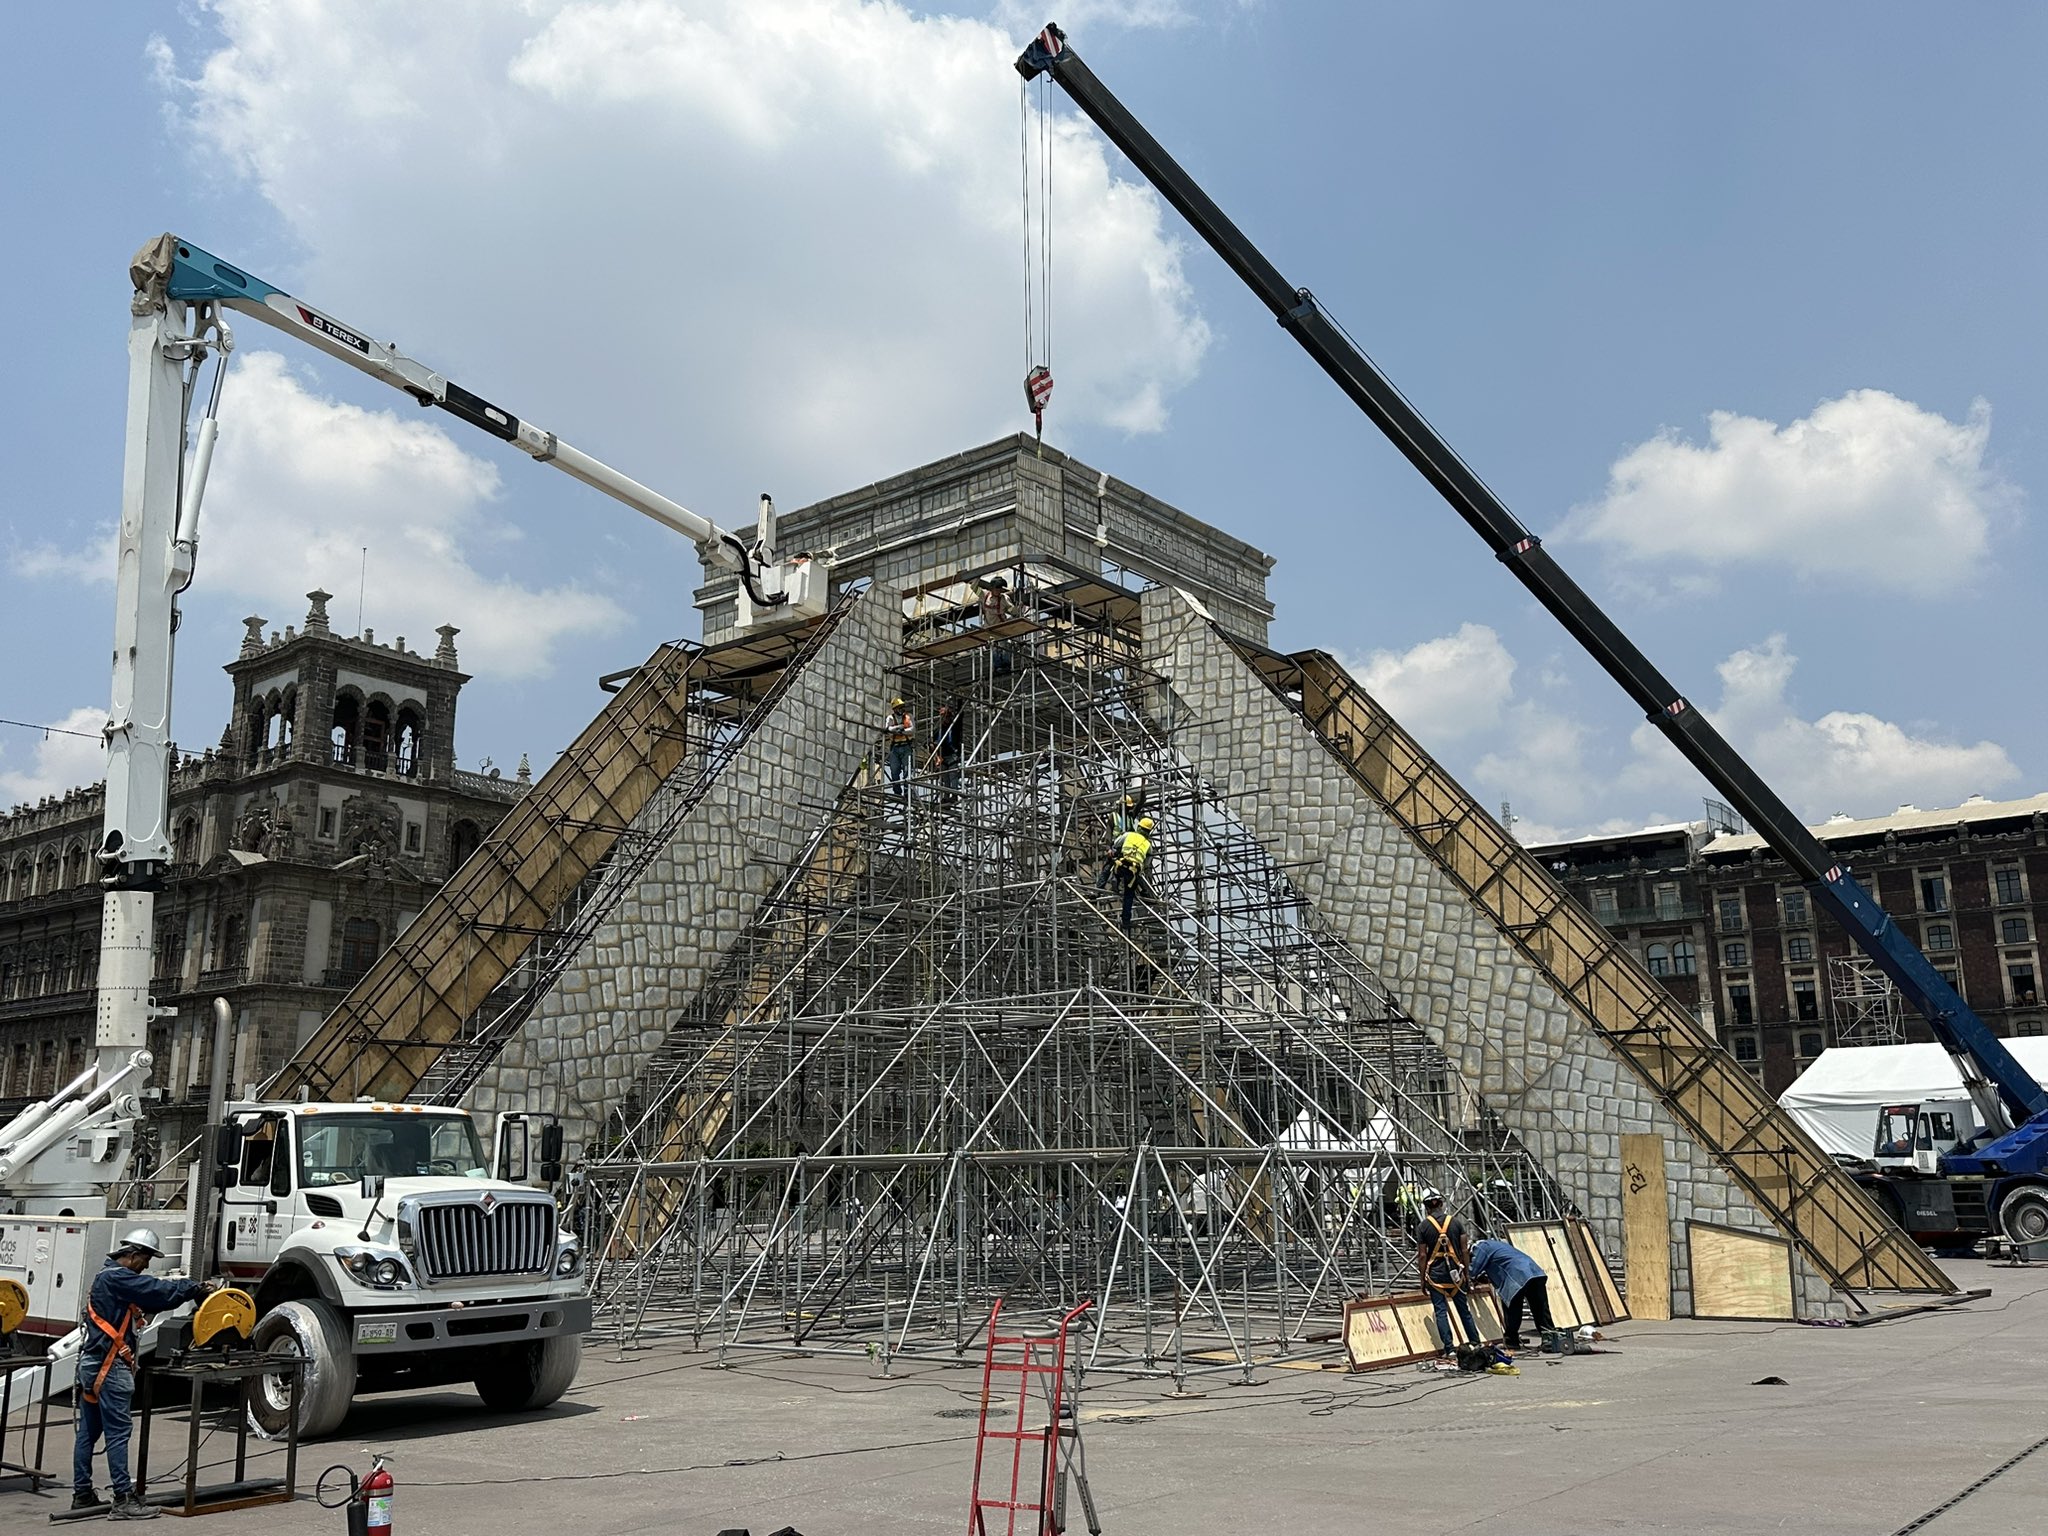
[0,1277,26,1335]
[192,1287,256,1347]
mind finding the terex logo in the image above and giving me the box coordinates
[296,305,371,354]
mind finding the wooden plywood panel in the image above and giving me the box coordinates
[1568,1218,1629,1324]
[1689,1223,1796,1320]
[1620,1133,1671,1320]
[1506,1224,1589,1328]
[1343,1288,1502,1371]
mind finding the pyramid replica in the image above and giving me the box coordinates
[287,435,1949,1373]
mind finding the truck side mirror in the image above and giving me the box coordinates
[539,1122,564,1185]
[211,1123,244,1190]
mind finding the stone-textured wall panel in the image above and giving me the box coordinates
[1141,586,1845,1318]
[468,591,894,1156]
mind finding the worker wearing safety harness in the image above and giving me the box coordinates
[1411,1189,1480,1356]
[1104,817,1153,931]
[73,1227,214,1519]
[884,697,915,791]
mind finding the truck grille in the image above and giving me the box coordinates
[412,1199,554,1282]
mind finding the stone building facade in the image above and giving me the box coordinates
[696,434,1276,645]
[1695,795,2048,1096]
[0,592,526,1158]
[1528,824,1714,1031]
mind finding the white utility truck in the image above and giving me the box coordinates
[0,233,826,1433]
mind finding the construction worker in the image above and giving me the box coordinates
[1466,1234,1556,1351]
[1096,795,1145,888]
[930,700,965,793]
[1106,816,1153,930]
[884,697,915,790]
[1411,1188,1479,1356]
[980,575,1013,675]
[74,1228,216,1519]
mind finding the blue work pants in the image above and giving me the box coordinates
[74,1357,136,1496]
[1427,1287,1480,1352]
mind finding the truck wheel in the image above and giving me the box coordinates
[2000,1189,2048,1246]
[248,1299,357,1440]
[473,1335,580,1413]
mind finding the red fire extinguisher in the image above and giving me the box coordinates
[319,1452,394,1536]
[361,1454,394,1536]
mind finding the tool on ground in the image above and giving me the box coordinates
[967,1298,1100,1536]
[317,1451,394,1536]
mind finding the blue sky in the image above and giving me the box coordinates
[4,2,2044,843]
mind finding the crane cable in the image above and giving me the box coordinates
[1020,55,1055,444]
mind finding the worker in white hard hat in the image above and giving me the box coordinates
[1411,1189,1480,1358]
[73,1228,216,1519]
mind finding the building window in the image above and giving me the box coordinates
[1718,895,1744,932]
[339,917,381,978]
[1919,873,1949,914]
[1995,866,2026,906]
[395,707,425,777]
[331,693,360,765]
[1653,882,1681,920]
[404,822,423,854]
[1793,978,1820,1021]
[1671,939,1697,976]
[1590,888,1618,923]
[1728,984,1754,1026]
[1782,890,1809,926]
[2009,964,2039,1007]
[2003,917,2031,946]
[1787,934,1814,962]
[1936,964,1964,1000]
[318,806,337,840]
[2019,1018,2046,1038]
[1643,943,1669,977]
[1731,1034,1760,1063]
[1723,941,1749,968]
[1925,922,1955,952]
[1798,1031,1825,1058]
[450,820,483,867]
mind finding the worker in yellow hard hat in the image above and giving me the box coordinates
[883,696,915,792]
[1106,815,1154,930]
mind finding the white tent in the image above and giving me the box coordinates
[1778,1039,2048,1157]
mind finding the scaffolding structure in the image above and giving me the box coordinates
[1828,955,1907,1048]
[579,569,1563,1377]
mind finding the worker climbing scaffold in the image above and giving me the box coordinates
[1093,815,1154,931]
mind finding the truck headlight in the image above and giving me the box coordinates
[336,1246,412,1289]
[555,1245,581,1277]
[373,1258,403,1287]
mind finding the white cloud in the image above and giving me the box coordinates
[20,351,624,679]
[1621,634,2019,819]
[1564,389,2015,594]
[9,533,114,585]
[1345,623,1514,743]
[159,0,1212,508]
[0,708,107,809]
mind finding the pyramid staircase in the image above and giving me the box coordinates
[265,601,858,1104]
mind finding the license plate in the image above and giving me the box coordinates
[355,1319,399,1346]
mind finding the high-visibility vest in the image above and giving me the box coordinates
[887,709,914,744]
[1114,830,1151,871]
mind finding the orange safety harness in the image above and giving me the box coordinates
[82,1296,143,1406]
[1419,1213,1465,1295]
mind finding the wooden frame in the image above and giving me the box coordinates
[1342,1286,1502,1371]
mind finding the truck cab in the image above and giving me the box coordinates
[1871,1097,1980,1175]
[214,1101,588,1438]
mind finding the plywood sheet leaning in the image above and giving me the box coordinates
[1568,1216,1629,1323]
[1620,1132,1672,1321]
[1507,1221,1618,1328]
[1690,1222,1796,1320]
[1343,1288,1502,1371]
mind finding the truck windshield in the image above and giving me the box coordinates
[1875,1106,1918,1158]
[297,1114,490,1187]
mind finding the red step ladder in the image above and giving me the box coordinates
[966,1299,1100,1536]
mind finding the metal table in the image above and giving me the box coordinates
[132,1351,301,1518]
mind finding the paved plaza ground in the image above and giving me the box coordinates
[9,1257,2044,1535]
